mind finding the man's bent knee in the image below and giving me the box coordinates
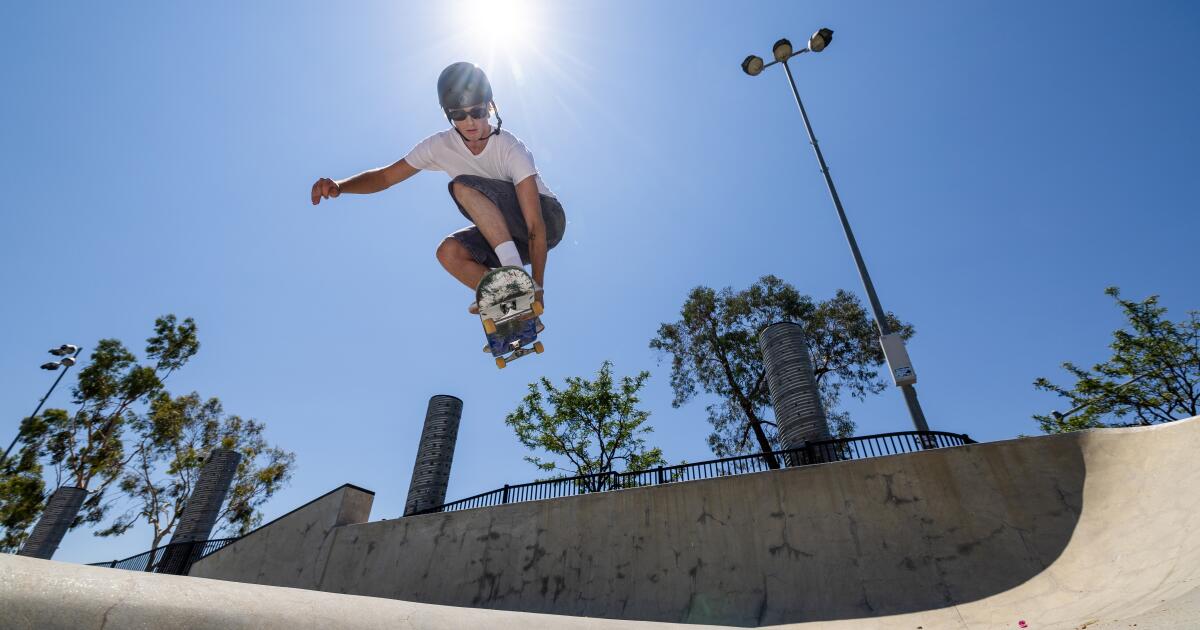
[436,237,465,266]
[450,180,476,202]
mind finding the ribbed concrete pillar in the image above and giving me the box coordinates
[759,322,831,455]
[404,395,463,516]
[158,448,241,574]
[169,448,242,545]
[17,485,88,560]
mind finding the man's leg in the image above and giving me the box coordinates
[451,182,516,251]
[436,237,488,290]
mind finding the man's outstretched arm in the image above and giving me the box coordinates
[515,175,547,306]
[311,159,420,205]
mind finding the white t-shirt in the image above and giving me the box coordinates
[403,129,556,198]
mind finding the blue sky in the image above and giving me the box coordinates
[2,1,1198,564]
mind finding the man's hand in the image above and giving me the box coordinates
[311,178,341,205]
[310,161,419,205]
[535,289,545,312]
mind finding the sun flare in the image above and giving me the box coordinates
[463,0,539,55]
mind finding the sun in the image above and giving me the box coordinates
[435,0,565,92]
[463,0,539,55]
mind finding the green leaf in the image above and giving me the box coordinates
[1033,287,1200,433]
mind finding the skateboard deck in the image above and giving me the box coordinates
[476,266,544,369]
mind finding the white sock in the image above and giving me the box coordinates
[494,241,523,268]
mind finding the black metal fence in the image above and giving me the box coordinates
[412,430,974,516]
[86,537,238,575]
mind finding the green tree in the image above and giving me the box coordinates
[97,392,296,549]
[2,315,199,548]
[0,429,47,551]
[505,361,665,490]
[649,275,912,460]
[1034,287,1199,434]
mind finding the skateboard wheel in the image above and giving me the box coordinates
[495,357,506,369]
[532,301,544,316]
[534,341,544,354]
[483,318,497,335]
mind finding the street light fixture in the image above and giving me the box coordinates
[40,356,78,370]
[740,29,835,79]
[809,28,833,53]
[741,55,764,77]
[48,344,79,357]
[2,344,83,466]
[741,28,932,434]
[772,38,793,62]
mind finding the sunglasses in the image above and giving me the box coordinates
[446,106,490,121]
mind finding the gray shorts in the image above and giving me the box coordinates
[447,175,566,269]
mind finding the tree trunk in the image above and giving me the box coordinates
[707,324,779,469]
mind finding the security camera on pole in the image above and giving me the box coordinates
[742,29,931,434]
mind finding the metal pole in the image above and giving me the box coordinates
[1051,372,1154,423]
[779,59,930,433]
[2,347,83,466]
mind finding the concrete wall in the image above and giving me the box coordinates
[190,484,373,589]
[190,418,1200,629]
[314,435,1086,625]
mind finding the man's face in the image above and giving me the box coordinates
[448,102,491,141]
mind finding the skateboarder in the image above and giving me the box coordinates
[310,62,565,314]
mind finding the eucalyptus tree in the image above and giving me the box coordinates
[98,392,295,549]
[650,275,912,457]
[3,316,197,551]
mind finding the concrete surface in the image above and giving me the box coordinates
[169,448,242,544]
[189,483,373,589]
[0,554,725,630]
[7,418,1197,629]
[1085,584,1200,629]
[186,417,1200,628]
[404,395,464,516]
[16,485,87,559]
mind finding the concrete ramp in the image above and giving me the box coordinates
[4,418,1199,629]
[773,416,1200,629]
[0,554,720,629]
[190,418,1200,628]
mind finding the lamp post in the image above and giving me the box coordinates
[2,344,82,466]
[742,29,930,433]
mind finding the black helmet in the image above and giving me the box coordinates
[437,62,493,110]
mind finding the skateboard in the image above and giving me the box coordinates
[476,266,544,369]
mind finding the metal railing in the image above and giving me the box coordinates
[413,430,974,516]
[86,537,238,575]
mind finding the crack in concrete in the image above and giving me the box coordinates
[768,540,813,560]
[97,580,132,630]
